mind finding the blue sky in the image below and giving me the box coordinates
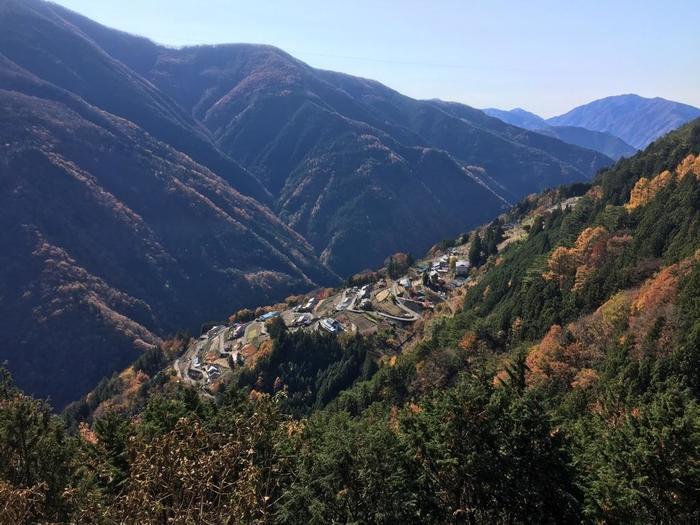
[53,0,699,117]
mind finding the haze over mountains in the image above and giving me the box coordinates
[547,94,700,149]
[486,94,700,157]
[483,107,637,160]
[0,0,697,520]
[0,0,693,405]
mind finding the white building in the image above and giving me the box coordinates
[320,318,341,334]
[455,260,470,276]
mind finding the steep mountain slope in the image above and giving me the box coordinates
[0,0,616,406]
[85,119,700,423]
[0,0,270,203]
[47,4,612,268]
[137,45,610,198]
[23,120,699,524]
[50,11,610,191]
[484,107,637,159]
[547,94,700,149]
[128,45,610,267]
[419,99,612,176]
[3,0,612,276]
[0,80,336,407]
[107,45,510,273]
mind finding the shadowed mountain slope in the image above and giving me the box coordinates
[1,0,615,405]
[0,82,336,406]
[72,39,609,268]
[0,0,270,203]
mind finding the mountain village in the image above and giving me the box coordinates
[175,242,477,391]
[173,210,537,394]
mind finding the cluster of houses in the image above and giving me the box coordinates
[420,252,470,288]
[188,347,224,378]
[186,323,248,382]
[181,244,473,388]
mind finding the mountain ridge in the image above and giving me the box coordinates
[0,82,338,406]
[547,93,700,149]
[483,106,638,160]
[21,0,612,272]
[41,118,700,524]
[1,0,614,405]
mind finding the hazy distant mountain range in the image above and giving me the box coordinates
[485,95,700,156]
[482,107,551,131]
[0,0,693,405]
[547,94,700,149]
[483,107,636,160]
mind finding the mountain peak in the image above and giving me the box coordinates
[0,0,610,405]
[547,95,700,148]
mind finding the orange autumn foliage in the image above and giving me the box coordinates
[544,226,619,290]
[627,154,700,209]
[248,389,262,401]
[526,325,575,386]
[528,253,699,391]
[677,153,700,178]
[571,226,604,253]
[492,368,510,388]
[544,247,579,287]
[92,367,151,419]
[79,422,98,445]
[626,255,698,356]
[631,262,682,314]
[627,169,675,209]
[571,368,599,390]
[457,331,478,351]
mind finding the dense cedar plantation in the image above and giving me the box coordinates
[0,0,618,407]
[2,116,699,523]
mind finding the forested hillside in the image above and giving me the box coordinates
[0,0,616,406]
[0,82,337,408]
[48,1,614,270]
[1,116,698,523]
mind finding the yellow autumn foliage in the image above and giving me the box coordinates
[544,226,610,289]
[627,154,700,209]
[676,153,700,177]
